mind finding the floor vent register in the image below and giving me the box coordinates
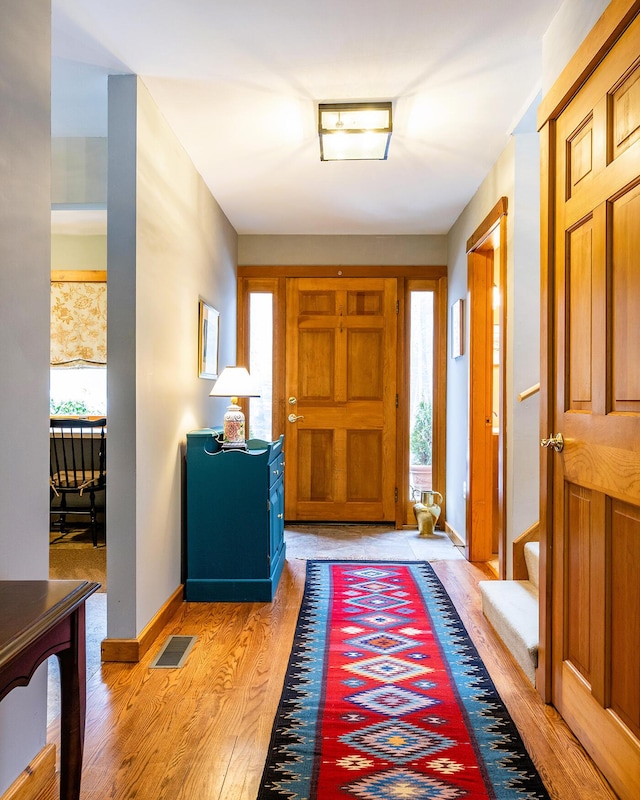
[149,635,197,669]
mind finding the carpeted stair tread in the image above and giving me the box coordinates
[479,579,538,685]
[524,541,540,590]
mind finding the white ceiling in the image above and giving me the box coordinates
[51,0,563,236]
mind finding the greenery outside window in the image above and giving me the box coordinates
[50,367,107,415]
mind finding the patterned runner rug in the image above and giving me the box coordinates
[258,560,549,799]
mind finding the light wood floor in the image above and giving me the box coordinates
[43,525,617,800]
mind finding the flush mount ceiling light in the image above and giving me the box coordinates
[318,102,392,161]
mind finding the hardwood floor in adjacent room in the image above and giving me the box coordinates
[42,526,616,800]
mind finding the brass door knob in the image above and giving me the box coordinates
[541,432,564,452]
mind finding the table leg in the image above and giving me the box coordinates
[56,605,87,800]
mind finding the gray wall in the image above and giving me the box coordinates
[0,0,51,792]
[446,127,541,576]
[542,0,609,93]
[51,137,107,206]
[446,140,513,546]
[510,131,543,546]
[239,234,446,266]
[107,76,238,637]
[51,234,106,269]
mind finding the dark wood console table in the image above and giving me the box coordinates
[0,580,100,800]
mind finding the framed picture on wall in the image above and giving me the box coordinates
[451,298,464,358]
[198,300,220,379]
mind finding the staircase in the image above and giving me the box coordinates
[479,541,539,685]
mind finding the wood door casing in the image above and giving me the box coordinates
[466,201,507,570]
[284,277,397,521]
[543,9,640,797]
[467,249,495,562]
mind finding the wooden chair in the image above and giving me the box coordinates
[50,417,107,547]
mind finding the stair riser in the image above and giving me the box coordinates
[479,580,538,685]
[524,542,540,590]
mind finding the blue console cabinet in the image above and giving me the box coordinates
[185,430,285,601]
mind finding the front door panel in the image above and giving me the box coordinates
[285,278,397,521]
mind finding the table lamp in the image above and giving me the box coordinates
[209,366,260,449]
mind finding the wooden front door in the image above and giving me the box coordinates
[284,277,397,521]
[546,12,640,797]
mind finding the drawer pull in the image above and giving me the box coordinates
[277,513,284,519]
[273,469,280,476]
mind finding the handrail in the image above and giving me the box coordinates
[517,382,540,402]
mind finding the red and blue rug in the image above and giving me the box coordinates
[258,560,549,799]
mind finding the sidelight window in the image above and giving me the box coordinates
[409,291,434,498]
[248,292,273,441]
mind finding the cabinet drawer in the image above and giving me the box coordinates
[269,455,284,487]
[268,437,285,489]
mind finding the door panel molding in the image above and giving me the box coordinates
[466,202,507,572]
[540,7,640,796]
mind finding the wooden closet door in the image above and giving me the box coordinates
[550,13,640,798]
[284,278,397,521]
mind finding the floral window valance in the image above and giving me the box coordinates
[50,271,107,367]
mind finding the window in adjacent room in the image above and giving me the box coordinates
[50,271,107,415]
[50,366,107,415]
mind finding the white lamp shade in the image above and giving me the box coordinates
[209,366,260,398]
